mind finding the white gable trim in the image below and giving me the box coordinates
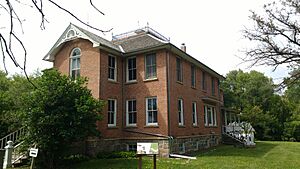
[43,23,100,61]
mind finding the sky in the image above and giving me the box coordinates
[0,0,288,83]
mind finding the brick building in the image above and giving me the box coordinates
[44,23,225,157]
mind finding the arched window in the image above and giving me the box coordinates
[70,48,81,79]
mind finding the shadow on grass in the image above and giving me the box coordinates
[192,141,278,158]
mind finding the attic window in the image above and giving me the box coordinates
[67,29,75,38]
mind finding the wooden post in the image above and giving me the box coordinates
[138,154,142,169]
[153,154,156,169]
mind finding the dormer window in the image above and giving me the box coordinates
[70,48,81,79]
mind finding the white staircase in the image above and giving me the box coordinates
[0,127,27,167]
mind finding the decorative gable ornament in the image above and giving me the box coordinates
[43,23,100,61]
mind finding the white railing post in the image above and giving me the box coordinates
[3,141,13,169]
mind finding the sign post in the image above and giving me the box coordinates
[29,147,38,169]
[137,142,159,169]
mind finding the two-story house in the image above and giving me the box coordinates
[43,23,225,157]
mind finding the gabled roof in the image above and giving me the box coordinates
[43,23,225,80]
[43,23,121,61]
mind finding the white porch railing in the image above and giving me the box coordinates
[223,122,256,146]
[0,127,26,150]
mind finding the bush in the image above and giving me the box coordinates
[97,151,136,159]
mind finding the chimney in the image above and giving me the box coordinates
[181,43,186,52]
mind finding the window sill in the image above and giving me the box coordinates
[176,81,183,85]
[202,89,207,93]
[125,125,137,128]
[192,125,199,128]
[125,80,137,85]
[144,78,158,82]
[144,124,159,128]
[107,125,118,129]
[108,79,119,84]
[191,86,196,89]
[178,125,185,128]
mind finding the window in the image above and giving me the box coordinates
[191,65,196,88]
[202,72,206,90]
[211,77,215,95]
[179,143,185,154]
[126,100,137,126]
[127,144,137,151]
[204,105,217,127]
[192,102,197,126]
[127,57,136,82]
[178,99,184,126]
[146,97,158,125]
[108,99,117,127]
[176,58,183,82]
[108,55,117,81]
[145,54,156,79]
[70,48,81,79]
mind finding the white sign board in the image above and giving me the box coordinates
[137,142,158,155]
[29,148,39,157]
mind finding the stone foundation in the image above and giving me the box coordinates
[85,134,220,157]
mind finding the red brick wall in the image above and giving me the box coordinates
[53,38,223,140]
[168,52,222,137]
[123,50,168,137]
[54,39,100,98]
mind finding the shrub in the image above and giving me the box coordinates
[97,151,136,159]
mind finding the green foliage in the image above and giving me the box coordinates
[222,70,293,140]
[0,71,35,137]
[22,69,104,169]
[97,151,136,159]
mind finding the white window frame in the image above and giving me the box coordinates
[70,48,81,79]
[192,102,197,126]
[108,99,117,127]
[178,99,184,126]
[145,54,157,79]
[108,55,117,81]
[126,56,137,82]
[146,97,158,126]
[204,105,217,127]
[126,99,137,126]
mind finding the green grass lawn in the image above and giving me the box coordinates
[16,141,300,169]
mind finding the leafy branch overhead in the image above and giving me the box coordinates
[0,0,111,78]
[243,0,300,87]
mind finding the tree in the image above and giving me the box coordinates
[0,0,109,78]
[284,78,300,141]
[0,70,35,137]
[22,69,104,169]
[221,70,292,140]
[243,0,300,87]
[0,70,12,137]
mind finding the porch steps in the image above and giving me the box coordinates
[222,133,245,147]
